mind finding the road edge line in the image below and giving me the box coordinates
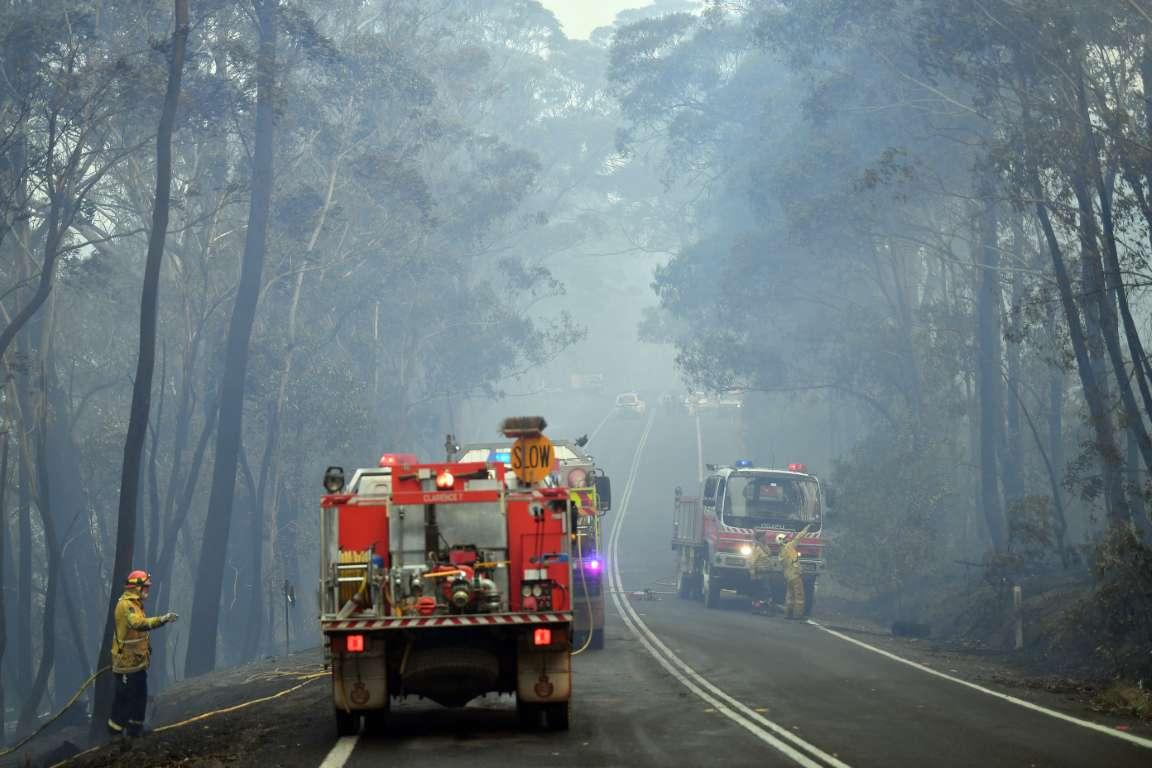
[608,411,848,768]
[318,734,360,768]
[809,621,1152,751]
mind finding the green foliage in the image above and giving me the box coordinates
[1081,526,1152,677]
[829,421,962,600]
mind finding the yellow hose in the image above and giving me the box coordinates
[571,512,597,656]
[0,665,110,758]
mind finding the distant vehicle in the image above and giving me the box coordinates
[615,392,646,418]
[570,373,606,393]
[717,391,743,410]
[686,393,714,415]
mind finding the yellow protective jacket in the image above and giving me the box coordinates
[111,589,165,673]
[780,538,802,581]
[780,525,814,581]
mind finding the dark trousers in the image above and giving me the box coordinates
[108,669,148,736]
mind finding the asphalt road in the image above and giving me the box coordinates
[325,401,1152,768]
[48,396,1150,768]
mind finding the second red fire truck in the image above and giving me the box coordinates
[318,418,575,734]
[672,460,827,614]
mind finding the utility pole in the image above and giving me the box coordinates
[283,580,295,656]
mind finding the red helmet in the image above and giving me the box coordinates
[125,570,152,588]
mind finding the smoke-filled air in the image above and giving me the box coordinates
[1,1,1151,766]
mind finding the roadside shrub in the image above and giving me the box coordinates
[1080,526,1152,679]
[828,421,962,612]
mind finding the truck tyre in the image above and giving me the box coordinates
[703,562,721,609]
[334,709,359,737]
[545,702,570,731]
[802,575,817,618]
[517,697,542,729]
[590,628,605,650]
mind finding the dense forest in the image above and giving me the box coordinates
[2,0,1152,746]
[616,0,1152,677]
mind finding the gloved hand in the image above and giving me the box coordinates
[162,612,179,624]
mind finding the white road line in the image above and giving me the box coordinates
[318,734,360,768]
[810,621,1152,751]
[608,411,849,768]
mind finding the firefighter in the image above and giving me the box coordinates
[107,570,178,738]
[777,524,816,619]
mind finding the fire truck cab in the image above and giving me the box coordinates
[672,461,825,613]
[318,419,575,735]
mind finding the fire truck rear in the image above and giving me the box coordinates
[454,438,612,651]
[318,418,574,734]
[671,461,826,614]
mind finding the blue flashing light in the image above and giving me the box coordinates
[734,459,754,468]
[489,449,512,465]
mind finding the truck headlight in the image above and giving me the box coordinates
[739,544,753,557]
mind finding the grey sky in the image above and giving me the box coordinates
[541,0,652,39]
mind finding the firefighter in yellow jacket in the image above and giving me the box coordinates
[776,524,815,619]
[107,570,177,738]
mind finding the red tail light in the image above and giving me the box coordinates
[346,634,365,653]
[533,628,552,646]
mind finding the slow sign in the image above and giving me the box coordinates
[510,434,554,484]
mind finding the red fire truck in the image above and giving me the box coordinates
[672,461,826,614]
[318,418,574,734]
[454,439,611,651]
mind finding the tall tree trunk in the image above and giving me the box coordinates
[13,392,32,700]
[0,432,9,744]
[91,0,188,734]
[1033,192,1132,526]
[976,189,1007,550]
[185,0,277,677]
[17,377,59,733]
[1002,215,1026,505]
[150,393,218,690]
[146,347,167,568]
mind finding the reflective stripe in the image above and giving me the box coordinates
[107,719,123,732]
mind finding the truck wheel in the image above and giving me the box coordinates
[517,697,542,729]
[334,708,360,737]
[802,575,817,618]
[545,702,570,731]
[703,563,721,609]
[590,628,605,650]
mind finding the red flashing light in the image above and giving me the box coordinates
[533,628,552,646]
[346,634,365,653]
[435,470,455,489]
[378,453,419,467]
[787,463,808,473]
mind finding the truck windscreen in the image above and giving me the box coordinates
[722,474,820,529]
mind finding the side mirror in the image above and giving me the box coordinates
[823,485,836,510]
[594,474,612,511]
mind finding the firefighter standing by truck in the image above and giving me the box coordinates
[107,570,178,738]
[777,524,815,619]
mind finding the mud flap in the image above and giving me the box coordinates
[516,632,572,703]
[331,635,388,711]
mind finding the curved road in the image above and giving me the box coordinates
[320,401,1151,768]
